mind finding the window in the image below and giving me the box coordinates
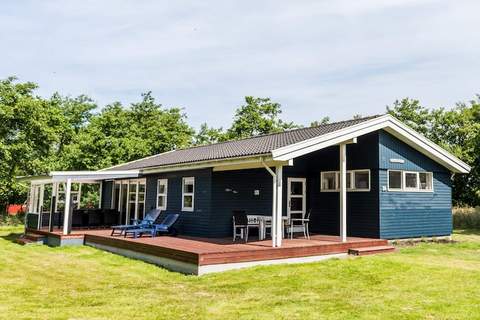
[404,172,418,190]
[156,179,168,210]
[354,170,370,191]
[388,170,402,190]
[182,177,195,212]
[419,172,433,190]
[321,170,370,192]
[321,172,337,191]
[387,170,433,192]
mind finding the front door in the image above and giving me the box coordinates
[287,178,306,219]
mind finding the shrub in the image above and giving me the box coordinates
[0,213,26,226]
[453,207,480,229]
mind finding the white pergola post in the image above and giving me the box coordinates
[271,169,277,248]
[275,165,283,247]
[339,143,347,242]
[63,178,72,235]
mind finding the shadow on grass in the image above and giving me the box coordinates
[454,229,480,236]
[0,232,23,243]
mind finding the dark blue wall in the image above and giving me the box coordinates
[144,168,213,237]
[283,132,380,238]
[209,132,380,238]
[211,168,274,237]
[378,130,452,239]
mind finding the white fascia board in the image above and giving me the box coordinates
[140,154,275,174]
[272,115,471,174]
[49,170,140,182]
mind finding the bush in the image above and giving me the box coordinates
[0,213,26,226]
[453,207,480,229]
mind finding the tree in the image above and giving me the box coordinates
[0,77,64,210]
[310,117,330,127]
[63,93,195,170]
[194,123,226,145]
[226,96,298,140]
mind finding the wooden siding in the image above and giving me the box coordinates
[209,132,381,238]
[378,130,452,239]
[284,132,380,238]
[144,168,213,237]
[211,168,273,237]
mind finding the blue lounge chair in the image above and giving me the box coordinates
[153,213,179,236]
[123,213,179,238]
[111,208,161,236]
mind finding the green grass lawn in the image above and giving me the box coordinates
[1,227,480,320]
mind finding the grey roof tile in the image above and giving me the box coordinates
[109,115,380,171]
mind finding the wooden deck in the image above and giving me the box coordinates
[28,228,388,267]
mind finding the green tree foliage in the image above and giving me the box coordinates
[310,117,330,127]
[194,123,226,145]
[387,97,480,206]
[62,92,194,170]
[0,77,64,209]
[226,96,298,140]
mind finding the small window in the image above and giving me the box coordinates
[404,172,418,190]
[156,179,168,210]
[354,170,370,190]
[419,172,433,191]
[182,177,195,212]
[321,172,337,191]
[388,170,402,190]
[346,172,352,189]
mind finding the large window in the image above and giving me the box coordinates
[388,170,433,192]
[156,179,168,210]
[182,177,195,212]
[320,169,370,192]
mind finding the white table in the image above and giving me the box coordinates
[247,215,289,240]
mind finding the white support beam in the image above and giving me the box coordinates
[339,143,347,242]
[63,178,72,235]
[275,165,283,247]
[262,159,278,248]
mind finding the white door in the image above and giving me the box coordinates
[287,178,306,219]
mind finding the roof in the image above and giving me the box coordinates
[107,115,380,171]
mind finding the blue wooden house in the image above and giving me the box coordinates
[22,115,470,274]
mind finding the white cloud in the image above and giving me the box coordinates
[0,0,479,128]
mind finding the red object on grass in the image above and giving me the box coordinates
[7,204,26,215]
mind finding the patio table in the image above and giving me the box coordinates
[247,215,289,240]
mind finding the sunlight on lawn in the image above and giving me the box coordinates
[1,226,479,320]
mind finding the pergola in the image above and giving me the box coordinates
[24,170,139,235]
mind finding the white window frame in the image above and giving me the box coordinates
[320,171,338,192]
[350,169,371,192]
[156,179,168,210]
[387,170,434,192]
[419,172,434,191]
[387,170,403,191]
[403,171,419,191]
[182,177,195,212]
[320,169,371,192]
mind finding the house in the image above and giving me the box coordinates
[21,114,470,274]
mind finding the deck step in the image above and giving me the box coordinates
[16,237,43,246]
[24,233,46,241]
[348,245,396,256]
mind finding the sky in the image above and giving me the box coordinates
[1,0,479,129]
